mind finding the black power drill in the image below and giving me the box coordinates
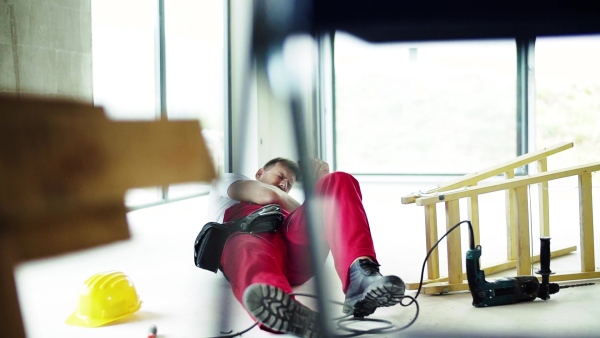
[466,237,560,307]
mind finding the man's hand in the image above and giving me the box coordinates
[300,158,330,182]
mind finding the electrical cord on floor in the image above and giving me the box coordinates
[214,322,258,338]
[201,220,473,338]
[290,292,419,337]
[210,293,419,338]
[413,220,474,299]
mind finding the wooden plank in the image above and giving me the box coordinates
[549,271,600,282]
[406,246,576,290]
[434,141,572,190]
[445,200,462,284]
[416,162,600,206]
[532,246,577,262]
[578,173,595,272]
[7,202,130,260]
[478,245,576,278]
[514,186,532,276]
[419,270,600,295]
[408,263,519,290]
[0,95,216,257]
[401,142,573,204]
[0,118,215,216]
[0,235,25,338]
[467,195,480,246]
[505,171,517,260]
[422,282,470,294]
[537,158,550,237]
[0,94,107,118]
[401,195,418,204]
[424,205,440,280]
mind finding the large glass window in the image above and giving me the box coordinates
[334,33,517,175]
[91,1,157,121]
[91,0,225,207]
[91,0,161,207]
[535,34,600,182]
[164,0,225,199]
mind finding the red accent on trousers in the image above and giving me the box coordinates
[220,172,377,305]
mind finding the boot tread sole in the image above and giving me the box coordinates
[343,282,405,318]
[243,284,322,338]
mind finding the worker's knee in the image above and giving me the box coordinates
[321,171,358,186]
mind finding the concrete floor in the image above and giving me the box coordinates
[15,177,600,338]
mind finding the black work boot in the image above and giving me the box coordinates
[343,259,405,318]
[243,284,322,338]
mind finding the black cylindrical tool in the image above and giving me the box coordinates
[536,237,558,300]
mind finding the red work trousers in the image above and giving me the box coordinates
[220,172,377,305]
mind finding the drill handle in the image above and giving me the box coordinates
[466,246,486,306]
[538,237,553,275]
[537,237,559,300]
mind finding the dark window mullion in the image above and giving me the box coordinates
[157,0,168,200]
[516,36,535,175]
[224,0,233,173]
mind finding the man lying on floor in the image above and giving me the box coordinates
[207,157,405,337]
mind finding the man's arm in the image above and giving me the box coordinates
[227,179,301,212]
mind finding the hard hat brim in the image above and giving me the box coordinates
[65,301,142,327]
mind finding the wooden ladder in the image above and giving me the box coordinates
[401,142,600,294]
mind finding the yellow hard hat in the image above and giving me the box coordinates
[66,271,142,327]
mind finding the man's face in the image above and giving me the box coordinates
[255,162,296,193]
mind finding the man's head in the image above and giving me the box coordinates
[255,157,300,193]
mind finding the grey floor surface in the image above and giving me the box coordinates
[15,177,600,338]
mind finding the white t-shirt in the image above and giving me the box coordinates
[207,173,249,223]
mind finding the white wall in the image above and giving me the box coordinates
[0,0,93,101]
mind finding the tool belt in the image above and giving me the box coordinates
[193,204,284,273]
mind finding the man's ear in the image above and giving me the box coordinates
[255,168,264,180]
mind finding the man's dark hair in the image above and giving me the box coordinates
[263,157,301,181]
